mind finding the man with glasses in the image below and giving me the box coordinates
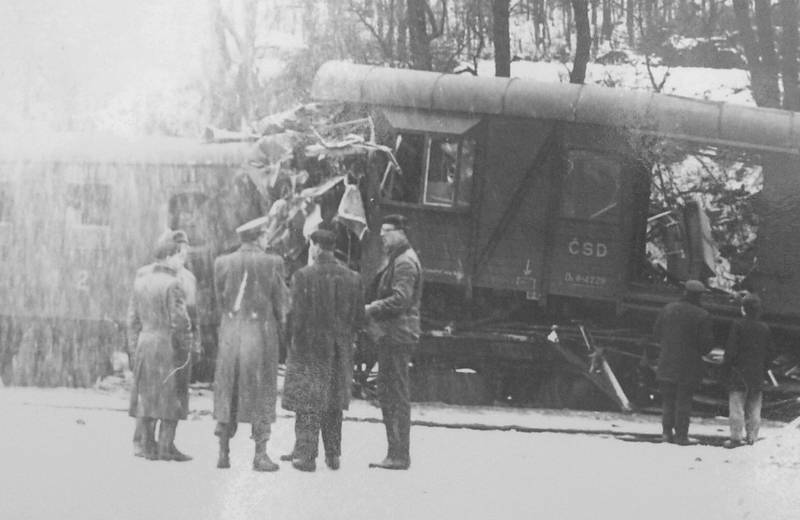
[366,214,422,470]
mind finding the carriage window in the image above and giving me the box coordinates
[65,183,111,226]
[0,183,13,223]
[169,192,209,245]
[561,150,621,222]
[387,133,475,207]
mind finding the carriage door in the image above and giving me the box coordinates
[547,149,625,300]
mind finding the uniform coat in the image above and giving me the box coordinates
[128,263,193,421]
[282,251,365,413]
[213,242,288,425]
[654,298,714,386]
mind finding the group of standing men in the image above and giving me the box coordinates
[127,213,421,472]
[653,279,773,447]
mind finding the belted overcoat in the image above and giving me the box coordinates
[213,242,288,424]
[282,251,365,413]
[127,263,193,421]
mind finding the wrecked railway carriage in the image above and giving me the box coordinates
[312,61,800,417]
[3,62,800,419]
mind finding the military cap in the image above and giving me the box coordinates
[310,228,336,250]
[382,214,409,231]
[153,229,188,259]
[683,279,708,293]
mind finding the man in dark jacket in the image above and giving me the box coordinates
[281,228,365,472]
[128,230,194,461]
[722,293,774,447]
[366,214,422,470]
[654,279,714,445]
[213,216,289,471]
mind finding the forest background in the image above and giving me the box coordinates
[2,0,795,286]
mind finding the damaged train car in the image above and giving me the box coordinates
[311,61,800,417]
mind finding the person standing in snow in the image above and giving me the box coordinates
[653,279,714,445]
[127,230,194,461]
[722,293,774,448]
[366,214,422,470]
[131,230,199,460]
[281,228,364,472]
[212,216,289,472]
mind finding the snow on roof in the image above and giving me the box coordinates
[312,61,798,155]
[0,132,252,164]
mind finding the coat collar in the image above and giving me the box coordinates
[315,250,338,265]
[153,262,178,276]
[239,242,262,253]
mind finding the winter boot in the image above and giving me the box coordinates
[141,418,159,460]
[217,435,231,469]
[252,441,279,472]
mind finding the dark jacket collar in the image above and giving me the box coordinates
[315,250,338,265]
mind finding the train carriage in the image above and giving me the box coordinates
[0,133,252,386]
[311,62,800,413]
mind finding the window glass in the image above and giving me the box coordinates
[561,150,621,222]
[65,183,111,226]
[0,182,13,223]
[425,137,459,205]
[456,138,475,206]
[388,133,424,203]
[169,192,210,245]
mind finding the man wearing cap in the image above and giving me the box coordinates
[653,279,714,445]
[130,230,198,460]
[127,230,194,461]
[213,216,289,471]
[722,293,774,447]
[366,214,422,470]
[281,228,365,472]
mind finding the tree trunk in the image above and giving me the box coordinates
[397,0,408,64]
[407,0,432,70]
[602,0,613,40]
[591,0,599,53]
[754,0,781,107]
[780,0,800,110]
[571,0,591,83]
[733,0,779,108]
[493,0,511,77]
[627,0,634,45]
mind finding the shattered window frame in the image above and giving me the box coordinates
[387,131,475,209]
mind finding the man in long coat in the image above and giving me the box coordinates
[281,228,364,472]
[213,216,288,471]
[131,230,197,460]
[366,214,422,470]
[128,230,194,461]
[654,279,714,445]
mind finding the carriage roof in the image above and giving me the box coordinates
[311,61,800,156]
[0,132,252,165]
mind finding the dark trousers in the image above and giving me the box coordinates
[659,381,694,439]
[213,362,271,443]
[293,409,343,460]
[377,341,412,462]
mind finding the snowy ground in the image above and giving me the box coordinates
[1,386,799,520]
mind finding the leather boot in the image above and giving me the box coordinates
[157,421,191,461]
[252,442,279,472]
[368,456,410,470]
[325,455,340,470]
[142,418,159,460]
[217,435,231,469]
[291,457,316,472]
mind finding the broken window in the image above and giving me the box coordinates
[386,133,475,208]
[561,150,621,222]
[65,183,111,226]
[169,192,210,246]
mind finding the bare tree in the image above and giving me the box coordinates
[571,0,591,83]
[780,0,800,110]
[493,0,511,77]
